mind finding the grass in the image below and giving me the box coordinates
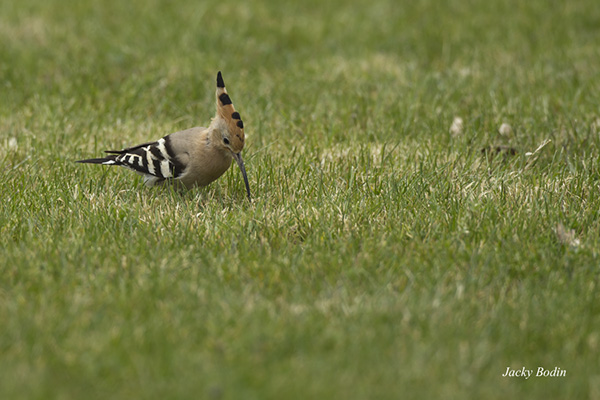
[1,0,600,398]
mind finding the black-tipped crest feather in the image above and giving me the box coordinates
[219,93,232,105]
[216,71,225,88]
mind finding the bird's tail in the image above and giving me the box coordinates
[76,155,118,165]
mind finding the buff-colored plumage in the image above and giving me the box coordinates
[77,71,251,200]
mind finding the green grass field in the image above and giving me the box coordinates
[2,0,600,398]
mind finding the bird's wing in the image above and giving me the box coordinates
[108,127,206,180]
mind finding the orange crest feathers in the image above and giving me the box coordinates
[215,71,244,148]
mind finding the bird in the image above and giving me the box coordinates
[77,71,251,201]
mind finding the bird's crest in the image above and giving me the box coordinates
[215,71,244,150]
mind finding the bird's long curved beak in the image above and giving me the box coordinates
[233,152,251,201]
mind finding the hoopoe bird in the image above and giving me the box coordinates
[77,71,251,200]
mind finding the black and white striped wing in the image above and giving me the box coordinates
[108,137,187,185]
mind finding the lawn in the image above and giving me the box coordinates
[1,0,600,398]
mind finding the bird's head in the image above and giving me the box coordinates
[211,71,251,201]
[213,71,245,154]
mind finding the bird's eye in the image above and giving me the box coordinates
[223,138,230,145]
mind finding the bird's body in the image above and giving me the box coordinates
[161,127,233,188]
[77,72,251,199]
